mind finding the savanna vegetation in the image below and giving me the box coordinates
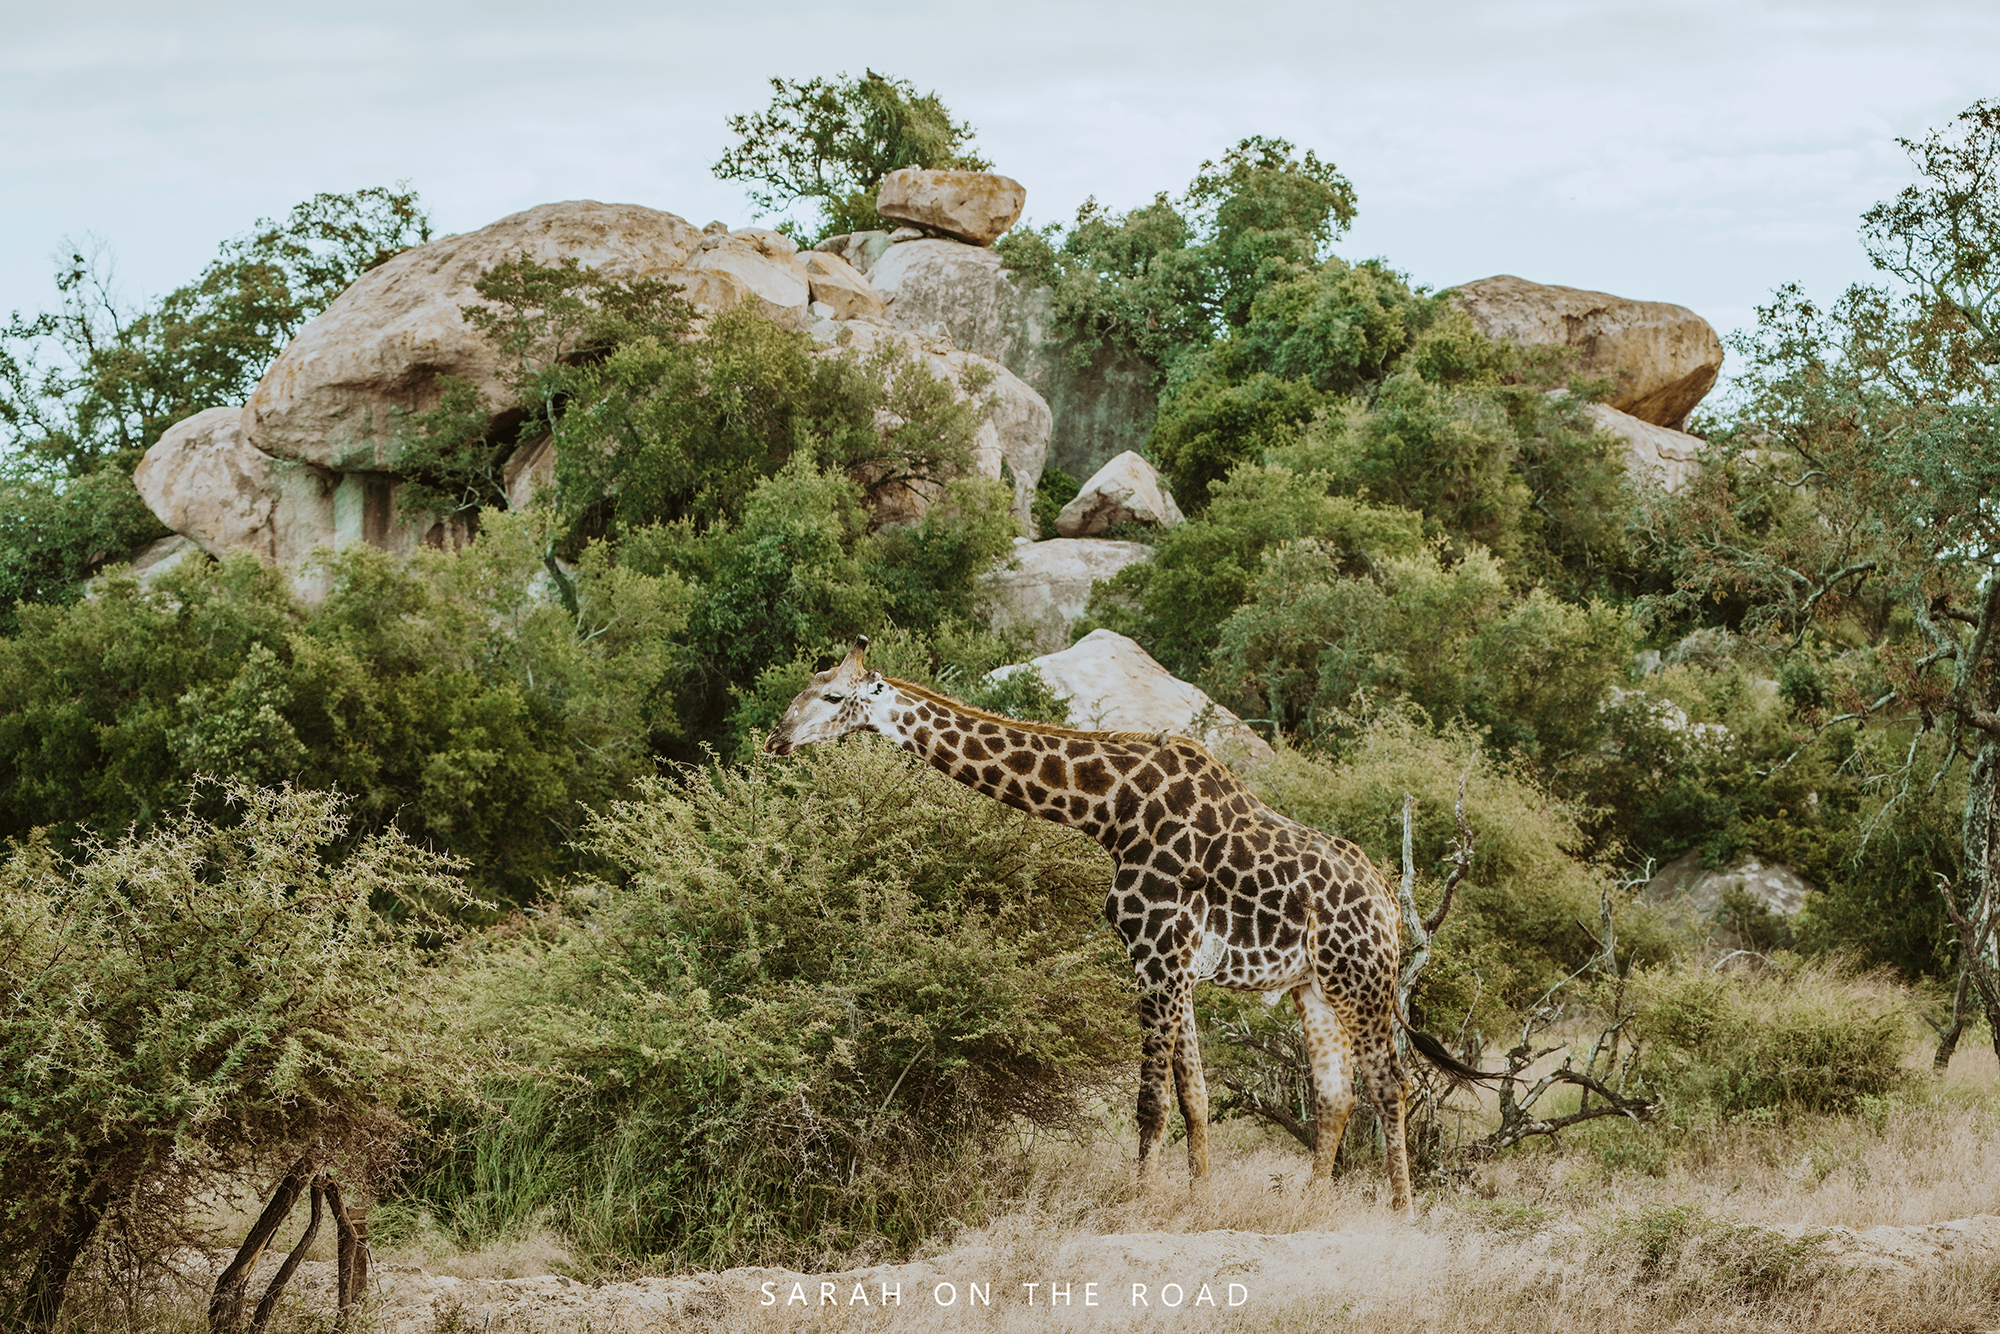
[3,73,2000,1332]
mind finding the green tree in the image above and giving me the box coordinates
[0,783,475,1331]
[995,137,1357,371]
[0,186,432,625]
[714,71,989,243]
[1640,100,2000,1053]
[0,512,686,902]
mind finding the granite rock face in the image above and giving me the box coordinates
[1582,401,1702,492]
[810,318,1049,533]
[1645,850,1814,920]
[245,201,704,472]
[1055,450,1183,537]
[983,536,1154,654]
[876,168,1027,246]
[989,628,1274,765]
[868,238,1157,481]
[1452,275,1724,428]
[800,251,885,321]
[813,230,893,275]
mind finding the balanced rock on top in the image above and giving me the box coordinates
[1450,275,1724,429]
[876,168,1027,246]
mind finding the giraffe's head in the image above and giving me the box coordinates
[764,636,891,757]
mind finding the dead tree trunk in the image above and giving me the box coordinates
[323,1178,370,1331]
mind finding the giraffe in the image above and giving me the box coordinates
[765,637,1480,1211]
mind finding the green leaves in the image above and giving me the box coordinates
[0,783,476,1285]
[714,71,988,243]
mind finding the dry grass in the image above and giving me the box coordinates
[43,1041,2000,1332]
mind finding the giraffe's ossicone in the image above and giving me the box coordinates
[767,636,1451,1210]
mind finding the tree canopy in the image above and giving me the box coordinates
[713,71,988,244]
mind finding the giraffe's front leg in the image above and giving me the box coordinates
[1170,983,1210,1181]
[1134,990,1179,1183]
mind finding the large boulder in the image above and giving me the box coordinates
[1055,450,1183,537]
[983,536,1153,653]
[244,201,703,471]
[134,407,283,561]
[868,238,1157,481]
[989,628,1275,765]
[1451,275,1724,428]
[876,169,1026,246]
[811,318,1048,533]
[135,404,466,594]
[1582,401,1702,492]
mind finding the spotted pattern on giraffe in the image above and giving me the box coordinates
[764,639,1418,1210]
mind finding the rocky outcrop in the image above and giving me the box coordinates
[1056,450,1183,537]
[814,229,893,276]
[800,251,884,321]
[134,403,470,596]
[244,201,705,471]
[983,536,1153,653]
[989,629,1274,764]
[810,318,1049,533]
[1582,402,1702,492]
[678,229,812,327]
[868,238,1157,481]
[876,169,1026,246]
[1452,275,1724,428]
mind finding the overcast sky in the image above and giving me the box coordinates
[3,0,1993,357]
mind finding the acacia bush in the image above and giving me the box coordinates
[407,738,1133,1268]
[1631,960,1919,1117]
[0,783,474,1330]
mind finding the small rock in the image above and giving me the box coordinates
[124,534,203,585]
[814,229,893,275]
[877,168,1027,246]
[800,250,885,321]
[1645,850,1814,920]
[1055,450,1184,537]
[984,536,1154,654]
[729,226,798,258]
[989,628,1274,764]
[888,226,926,243]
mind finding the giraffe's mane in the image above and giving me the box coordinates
[882,676,1216,758]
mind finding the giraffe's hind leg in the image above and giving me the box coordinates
[1291,986,1357,1182]
[1134,988,1180,1182]
[1355,1019,1413,1212]
[1171,985,1210,1180]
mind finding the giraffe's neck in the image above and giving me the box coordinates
[873,683,1135,844]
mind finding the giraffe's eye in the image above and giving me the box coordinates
[823,692,845,703]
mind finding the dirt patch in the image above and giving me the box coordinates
[216,1212,2000,1332]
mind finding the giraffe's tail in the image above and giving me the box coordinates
[1400,1019,1502,1085]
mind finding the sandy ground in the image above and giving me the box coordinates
[210,1211,2000,1333]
